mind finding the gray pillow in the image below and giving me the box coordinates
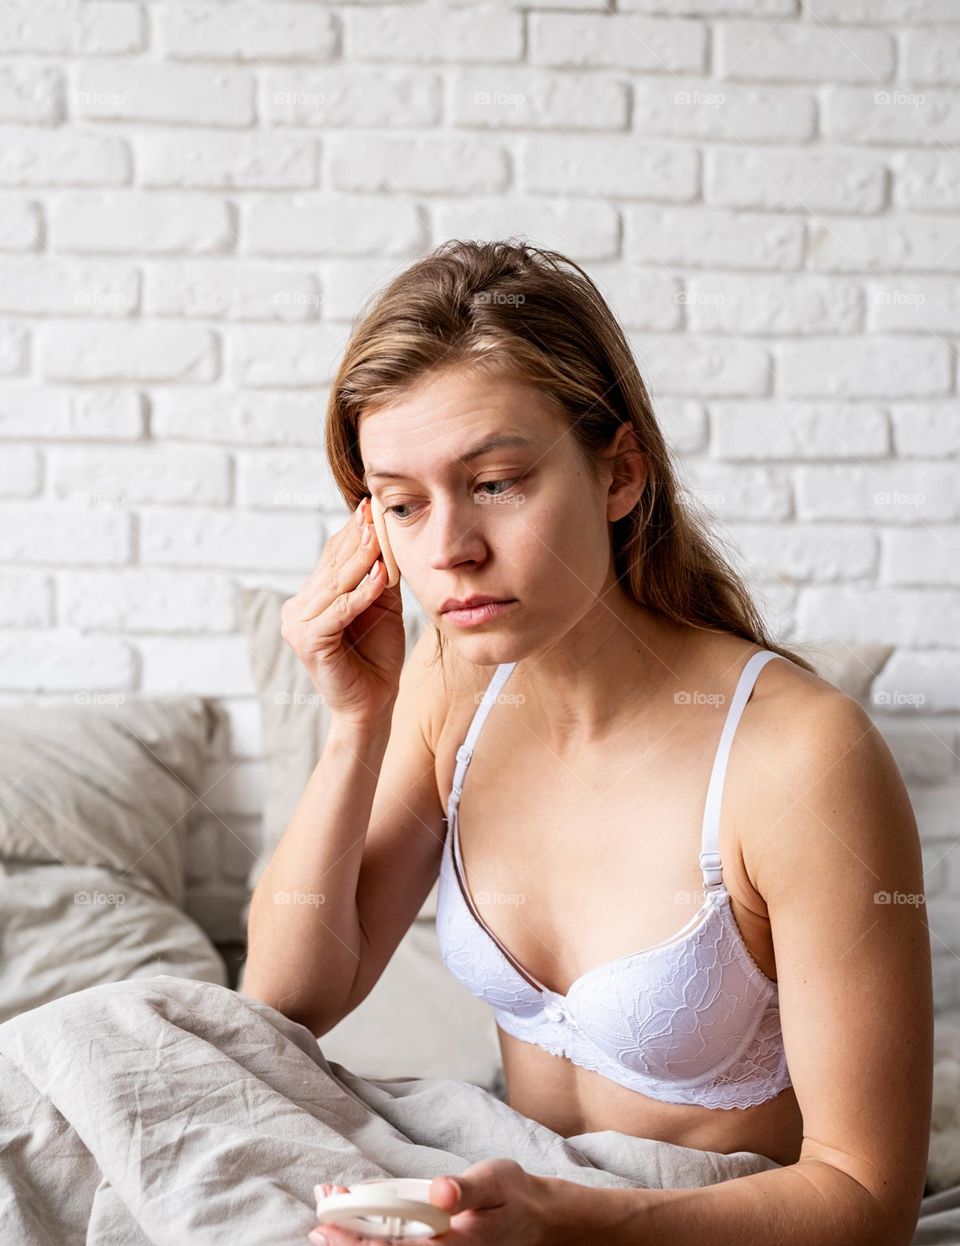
[0,696,228,1023]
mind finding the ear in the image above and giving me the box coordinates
[600,423,647,523]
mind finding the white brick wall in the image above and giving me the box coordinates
[1,0,958,1001]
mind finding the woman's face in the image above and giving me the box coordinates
[358,365,630,664]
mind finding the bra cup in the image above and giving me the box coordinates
[436,837,542,1017]
[564,914,774,1086]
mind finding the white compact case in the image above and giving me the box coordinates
[313,1177,452,1239]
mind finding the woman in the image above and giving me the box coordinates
[250,240,931,1245]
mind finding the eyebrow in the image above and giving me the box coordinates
[365,433,535,481]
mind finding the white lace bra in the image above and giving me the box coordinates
[435,648,793,1110]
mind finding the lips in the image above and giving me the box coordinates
[440,594,512,613]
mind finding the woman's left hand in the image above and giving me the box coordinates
[308,1158,557,1245]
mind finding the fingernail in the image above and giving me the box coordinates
[355,500,364,528]
[309,1232,327,1245]
[361,523,371,545]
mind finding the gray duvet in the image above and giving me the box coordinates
[0,974,952,1244]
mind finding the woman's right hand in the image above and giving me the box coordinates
[280,497,406,731]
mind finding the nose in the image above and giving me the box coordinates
[428,498,487,573]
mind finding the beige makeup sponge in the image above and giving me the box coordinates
[369,496,400,587]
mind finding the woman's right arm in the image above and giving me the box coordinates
[239,715,392,1033]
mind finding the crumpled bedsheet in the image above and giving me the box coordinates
[0,975,947,1244]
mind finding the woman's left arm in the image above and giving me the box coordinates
[543,690,934,1246]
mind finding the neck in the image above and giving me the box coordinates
[510,583,694,754]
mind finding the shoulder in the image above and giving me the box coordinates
[713,639,894,892]
[407,626,495,757]
[736,648,915,901]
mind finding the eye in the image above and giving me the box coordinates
[385,477,522,522]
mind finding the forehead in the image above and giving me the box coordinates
[358,367,568,479]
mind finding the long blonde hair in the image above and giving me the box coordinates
[325,239,816,677]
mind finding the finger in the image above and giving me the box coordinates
[287,518,380,623]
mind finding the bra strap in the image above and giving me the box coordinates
[699,650,782,891]
[447,661,518,824]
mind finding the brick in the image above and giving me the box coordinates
[893,152,960,211]
[0,64,62,124]
[229,323,350,388]
[585,264,683,331]
[890,725,956,786]
[0,445,39,497]
[890,403,960,457]
[779,337,950,398]
[871,650,960,715]
[805,0,956,18]
[624,204,804,269]
[798,585,960,647]
[150,388,325,446]
[682,459,792,519]
[138,130,315,189]
[630,332,770,395]
[0,322,29,375]
[264,67,440,127]
[808,214,960,272]
[529,13,706,72]
[344,6,523,62]
[882,527,960,586]
[158,1,336,60]
[139,636,254,697]
[329,134,508,194]
[867,278,960,332]
[40,323,219,383]
[450,68,627,129]
[236,448,340,509]
[656,399,707,454]
[145,263,322,322]
[621,0,794,11]
[716,21,893,82]
[51,192,234,254]
[725,522,878,581]
[706,149,885,212]
[687,274,863,334]
[796,464,959,521]
[50,444,230,506]
[74,61,254,127]
[632,78,814,142]
[242,194,423,256]
[824,85,960,146]
[0,258,138,316]
[0,387,145,439]
[0,633,135,693]
[0,129,130,186]
[0,198,40,250]
[903,29,960,85]
[712,401,888,458]
[434,200,619,262]
[0,2,144,54]
[523,135,698,199]
[140,507,320,572]
[59,569,235,633]
[0,571,50,626]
